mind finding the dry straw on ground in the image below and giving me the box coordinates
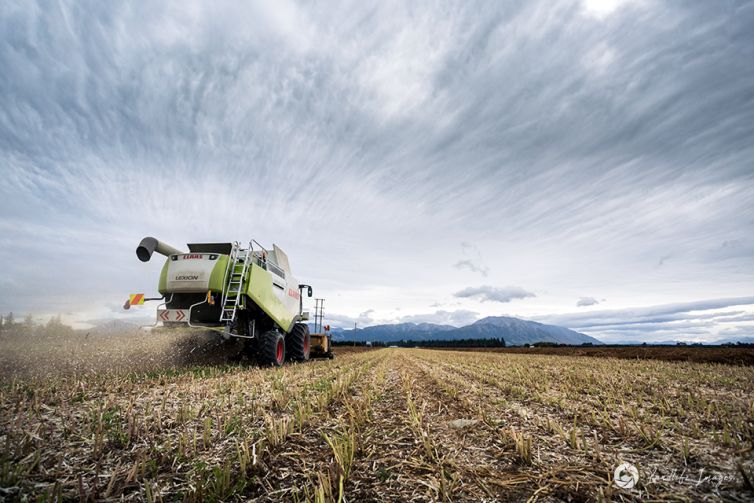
[1,332,753,501]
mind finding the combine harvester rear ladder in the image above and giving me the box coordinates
[313,298,325,333]
[220,242,252,327]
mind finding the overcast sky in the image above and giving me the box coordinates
[1,0,753,342]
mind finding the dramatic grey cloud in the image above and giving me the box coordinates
[536,297,754,342]
[454,286,536,304]
[541,297,754,327]
[0,0,752,340]
[577,297,600,307]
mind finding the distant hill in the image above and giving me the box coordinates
[310,322,454,341]
[441,316,602,346]
[714,336,754,345]
[605,336,754,346]
[329,316,601,346]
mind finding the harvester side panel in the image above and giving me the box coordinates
[209,256,231,291]
[245,263,300,333]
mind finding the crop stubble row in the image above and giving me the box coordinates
[1,348,752,501]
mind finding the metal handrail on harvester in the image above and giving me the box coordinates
[212,241,257,339]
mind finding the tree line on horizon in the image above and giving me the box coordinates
[0,313,76,337]
[333,337,508,348]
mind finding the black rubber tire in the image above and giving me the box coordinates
[286,323,311,361]
[257,330,285,367]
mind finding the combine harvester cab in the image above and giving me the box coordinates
[126,236,323,366]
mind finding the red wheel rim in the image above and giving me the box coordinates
[276,339,283,363]
[304,333,310,354]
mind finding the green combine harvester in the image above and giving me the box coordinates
[125,237,333,366]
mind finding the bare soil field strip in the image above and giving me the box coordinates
[443,346,754,365]
[1,348,752,501]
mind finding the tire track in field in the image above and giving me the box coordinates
[244,351,385,501]
[348,354,436,501]
[401,356,539,502]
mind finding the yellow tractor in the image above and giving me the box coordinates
[309,298,334,359]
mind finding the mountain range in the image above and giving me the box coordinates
[79,318,751,346]
[325,316,603,346]
[609,336,754,346]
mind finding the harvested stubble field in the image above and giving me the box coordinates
[1,345,753,502]
[443,346,754,366]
